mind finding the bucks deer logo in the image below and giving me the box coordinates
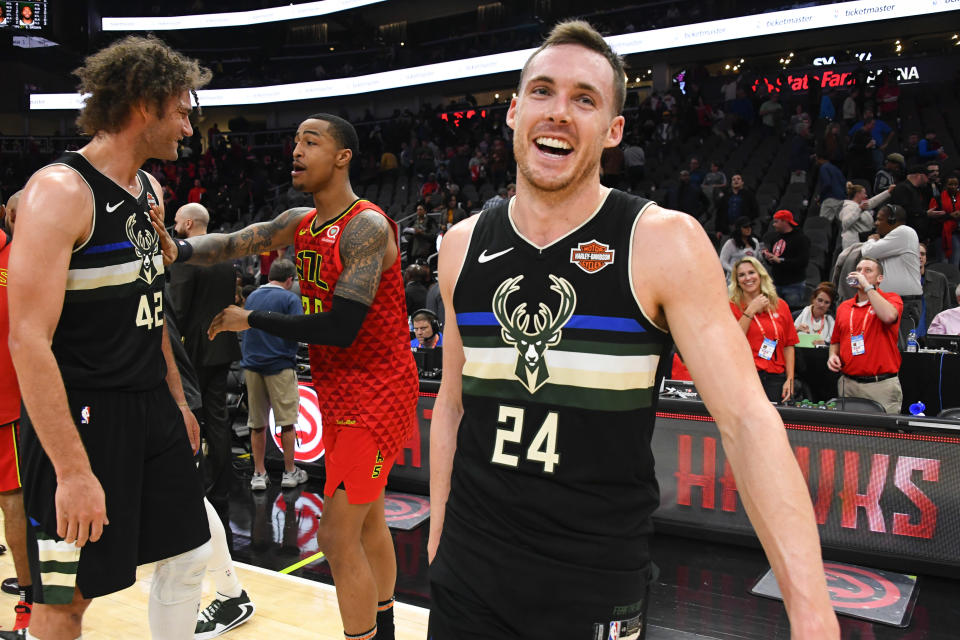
[126,213,159,284]
[492,274,576,393]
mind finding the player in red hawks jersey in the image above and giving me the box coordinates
[152,113,417,640]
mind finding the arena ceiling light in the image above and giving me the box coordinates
[34,0,958,110]
[101,0,386,31]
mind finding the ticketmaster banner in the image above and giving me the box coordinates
[33,0,959,109]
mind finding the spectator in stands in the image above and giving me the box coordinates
[441,195,466,228]
[840,182,890,249]
[410,309,442,349]
[187,178,206,204]
[875,74,900,123]
[719,216,761,277]
[762,210,811,309]
[918,241,953,338]
[420,172,440,199]
[667,170,709,222]
[758,92,783,137]
[240,259,306,491]
[623,137,646,190]
[928,284,960,335]
[815,152,846,221]
[917,130,948,163]
[653,111,677,160]
[404,263,430,316]
[483,183,515,210]
[702,160,727,199]
[828,258,903,414]
[795,282,837,345]
[846,125,877,181]
[728,257,798,402]
[820,122,845,167]
[891,165,935,243]
[936,175,960,265]
[818,89,836,122]
[873,153,904,195]
[788,123,814,182]
[842,88,859,129]
[789,104,811,135]
[848,109,893,170]
[687,157,705,188]
[408,204,438,263]
[861,204,923,344]
[924,161,942,204]
[715,173,758,235]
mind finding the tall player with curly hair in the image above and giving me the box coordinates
[7,36,214,639]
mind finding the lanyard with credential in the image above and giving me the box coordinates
[752,309,780,342]
[849,300,873,356]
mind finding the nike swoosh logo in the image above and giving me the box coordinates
[478,247,514,263]
[106,201,123,212]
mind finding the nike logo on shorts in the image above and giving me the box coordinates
[478,247,514,263]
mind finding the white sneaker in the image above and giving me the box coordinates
[281,467,308,488]
[250,472,269,491]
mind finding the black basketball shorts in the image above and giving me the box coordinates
[20,385,210,604]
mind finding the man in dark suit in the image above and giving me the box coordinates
[168,203,242,517]
[919,241,953,338]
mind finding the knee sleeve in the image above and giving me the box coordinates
[151,540,212,606]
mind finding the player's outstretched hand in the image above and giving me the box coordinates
[56,471,108,547]
[208,305,252,339]
[149,205,178,266]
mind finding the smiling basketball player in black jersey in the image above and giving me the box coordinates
[8,37,212,640]
[427,21,840,640]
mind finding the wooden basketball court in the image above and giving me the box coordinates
[0,524,429,638]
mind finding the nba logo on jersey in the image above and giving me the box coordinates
[80,406,91,424]
[608,621,620,640]
[146,192,158,208]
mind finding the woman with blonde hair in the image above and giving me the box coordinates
[729,256,799,402]
[839,181,890,248]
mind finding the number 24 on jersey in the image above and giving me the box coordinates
[492,405,560,474]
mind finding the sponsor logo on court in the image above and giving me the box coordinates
[570,239,615,274]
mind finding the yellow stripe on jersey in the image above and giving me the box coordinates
[65,255,163,291]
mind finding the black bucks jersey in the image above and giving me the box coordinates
[48,152,166,390]
[433,189,674,626]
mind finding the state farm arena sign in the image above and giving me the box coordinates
[748,56,952,95]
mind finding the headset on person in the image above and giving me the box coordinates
[412,308,441,335]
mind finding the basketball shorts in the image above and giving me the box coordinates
[20,385,210,604]
[0,420,21,492]
[323,425,397,504]
[245,368,300,428]
[430,515,651,640]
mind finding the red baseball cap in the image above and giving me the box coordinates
[773,209,798,226]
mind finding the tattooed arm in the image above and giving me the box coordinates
[151,207,312,266]
[206,210,391,344]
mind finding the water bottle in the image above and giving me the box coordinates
[906,330,918,353]
[909,401,925,416]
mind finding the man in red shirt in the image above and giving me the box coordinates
[828,258,903,413]
[152,113,417,640]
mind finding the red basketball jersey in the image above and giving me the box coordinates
[295,200,417,456]
[0,231,20,425]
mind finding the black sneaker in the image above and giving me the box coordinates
[0,630,25,639]
[195,590,255,639]
[0,578,17,595]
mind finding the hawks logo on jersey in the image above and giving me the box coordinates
[492,274,576,393]
[125,213,159,284]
